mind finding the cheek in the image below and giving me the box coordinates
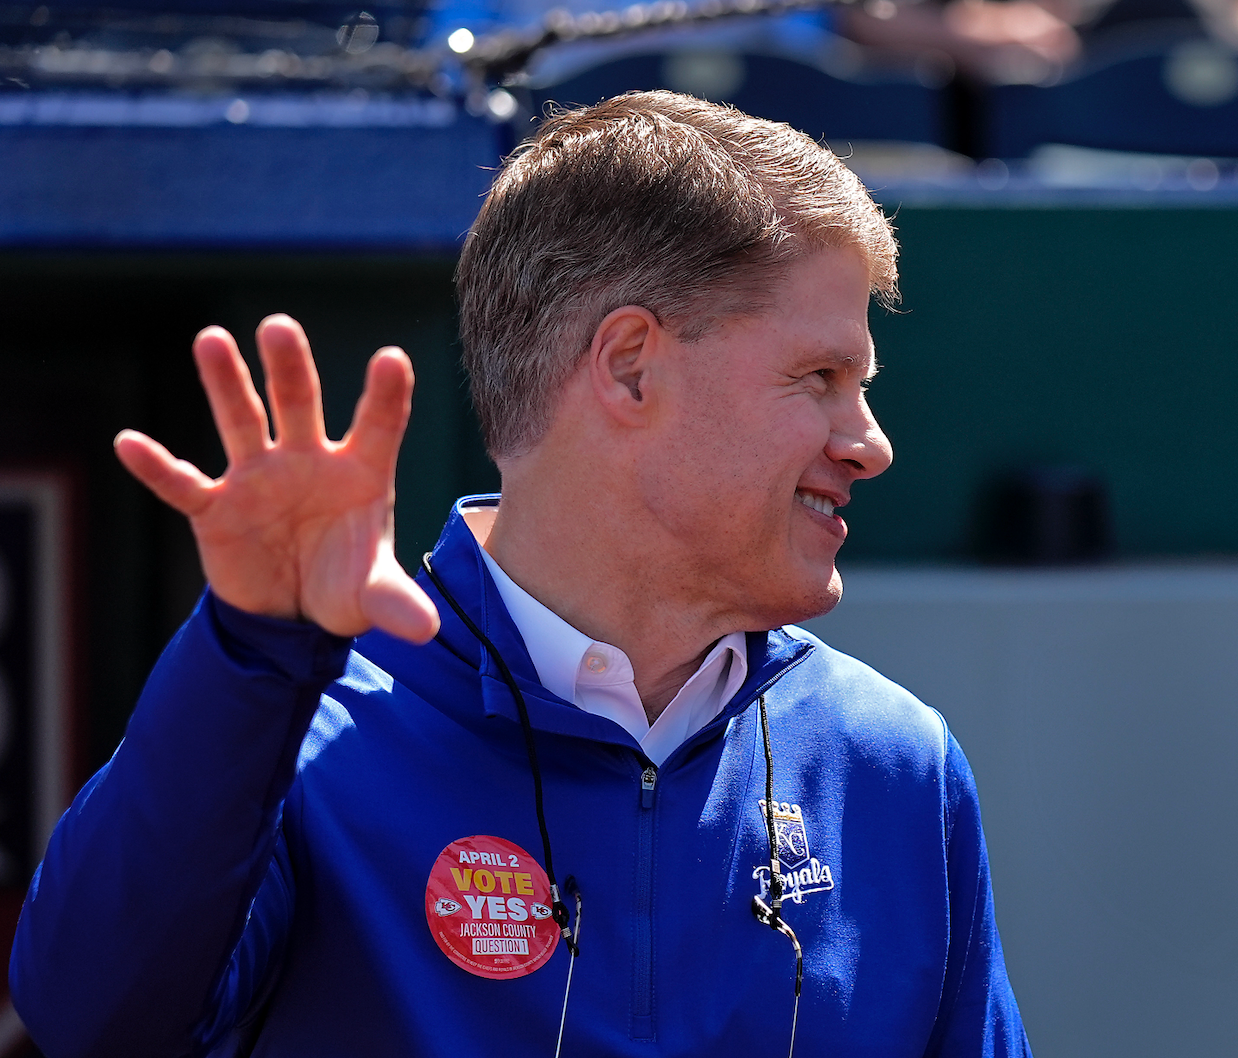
[647,392,823,520]
[711,408,825,519]
[640,433,769,538]
[753,402,830,478]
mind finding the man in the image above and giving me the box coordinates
[10,92,1031,1057]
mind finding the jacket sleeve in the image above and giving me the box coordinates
[924,734,1034,1058]
[8,591,351,1058]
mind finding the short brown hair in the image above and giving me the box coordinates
[457,90,898,459]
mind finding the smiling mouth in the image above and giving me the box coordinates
[795,490,835,518]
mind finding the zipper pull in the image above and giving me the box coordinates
[640,765,658,809]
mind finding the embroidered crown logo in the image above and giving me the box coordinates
[754,799,835,905]
[759,800,810,870]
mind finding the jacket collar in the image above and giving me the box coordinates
[366,494,815,750]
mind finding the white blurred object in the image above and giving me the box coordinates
[224,97,250,124]
[486,87,519,120]
[1030,143,1233,188]
[447,27,476,54]
[1162,38,1238,106]
[835,140,974,182]
[335,11,380,55]
[661,50,746,99]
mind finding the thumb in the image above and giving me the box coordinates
[360,554,441,644]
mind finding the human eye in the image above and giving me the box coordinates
[803,369,838,398]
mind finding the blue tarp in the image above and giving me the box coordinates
[0,94,501,249]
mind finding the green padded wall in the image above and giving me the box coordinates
[848,207,1238,561]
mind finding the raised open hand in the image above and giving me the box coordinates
[114,314,440,643]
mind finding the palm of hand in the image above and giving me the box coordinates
[115,315,440,644]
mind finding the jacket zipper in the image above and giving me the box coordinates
[631,762,657,1040]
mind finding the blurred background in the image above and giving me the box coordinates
[2,0,1237,1051]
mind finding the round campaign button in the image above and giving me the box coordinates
[425,835,560,979]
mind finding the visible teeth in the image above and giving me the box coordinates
[796,490,834,517]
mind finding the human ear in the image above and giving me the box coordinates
[587,306,661,426]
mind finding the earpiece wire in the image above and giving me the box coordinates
[554,880,584,1058]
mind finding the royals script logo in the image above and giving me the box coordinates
[752,800,835,905]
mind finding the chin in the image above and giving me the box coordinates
[802,567,845,622]
[753,565,843,631]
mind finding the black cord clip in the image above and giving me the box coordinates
[550,883,579,957]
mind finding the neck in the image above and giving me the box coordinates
[482,461,731,720]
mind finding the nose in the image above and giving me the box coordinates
[825,395,893,480]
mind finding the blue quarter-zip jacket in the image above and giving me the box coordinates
[11,496,1032,1058]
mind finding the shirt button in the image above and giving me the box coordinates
[584,652,608,674]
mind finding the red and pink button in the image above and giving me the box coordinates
[425,835,560,979]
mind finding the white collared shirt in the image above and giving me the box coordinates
[478,548,748,766]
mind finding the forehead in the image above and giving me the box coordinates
[746,246,876,368]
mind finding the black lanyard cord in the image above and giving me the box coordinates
[753,694,804,1058]
[758,695,785,914]
[420,552,578,955]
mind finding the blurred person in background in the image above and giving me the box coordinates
[839,0,1238,83]
[839,0,1084,84]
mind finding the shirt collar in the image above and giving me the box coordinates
[478,544,747,718]
[478,545,593,705]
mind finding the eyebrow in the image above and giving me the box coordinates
[791,348,880,379]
